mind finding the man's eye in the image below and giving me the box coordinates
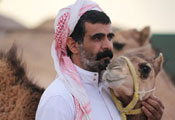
[107,36,113,41]
[91,33,105,41]
[94,36,102,41]
[91,35,102,41]
[107,34,115,41]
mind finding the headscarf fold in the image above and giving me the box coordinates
[51,0,102,119]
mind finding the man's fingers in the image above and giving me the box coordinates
[147,96,164,115]
[150,95,165,109]
[142,96,164,120]
[142,101,161,119]
[142,106,154,119]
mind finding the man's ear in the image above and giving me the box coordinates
[66,37,79,54]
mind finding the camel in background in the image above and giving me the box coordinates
[0,17,56,88]
[112,26,175,120]
[113,26,151,58]
[0,46,44,120]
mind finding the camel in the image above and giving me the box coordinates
[0,46,44,120]
[112,26,151,58]
[0,18,55,88]
[103,51,163,120]
[112,26,175,120]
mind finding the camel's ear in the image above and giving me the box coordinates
[139,26,151,46]
[153,53,164,76]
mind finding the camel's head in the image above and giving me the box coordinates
[113,26,151,57]
[103,52,163,106]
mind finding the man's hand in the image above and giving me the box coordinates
[142,95,164,120]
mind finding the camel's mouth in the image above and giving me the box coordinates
[106,77,126,83]
[102,68,127,86]
[105,77,125,89]
[105,75,126,88]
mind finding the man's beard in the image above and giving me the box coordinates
[78,44,113,72]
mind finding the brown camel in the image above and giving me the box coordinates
[112,26,151,58]
[0,46,44,120]
[103,51,163,120]
[112,26,175,120]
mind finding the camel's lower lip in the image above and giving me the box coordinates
[106,78,125,83]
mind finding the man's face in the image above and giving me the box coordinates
[78,22,114,72]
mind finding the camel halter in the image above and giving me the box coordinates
[109,56,155,120]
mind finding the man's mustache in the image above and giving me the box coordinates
[96,50,113,60]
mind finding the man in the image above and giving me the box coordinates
[36,0,164,120]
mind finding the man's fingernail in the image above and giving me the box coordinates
[142,106,145,110]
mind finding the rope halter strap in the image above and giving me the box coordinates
[110,56,142,120]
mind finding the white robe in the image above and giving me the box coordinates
[36,65,121,120]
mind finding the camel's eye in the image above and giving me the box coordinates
[138,63,151,79]
[113,42,125,51]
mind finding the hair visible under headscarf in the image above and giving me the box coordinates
[67,10,111,57]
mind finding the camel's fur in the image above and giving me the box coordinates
[0,46,44,120]
[112,26,175,120]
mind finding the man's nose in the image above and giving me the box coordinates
[102,38,113,50]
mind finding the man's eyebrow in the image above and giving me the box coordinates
[90,33,105,39]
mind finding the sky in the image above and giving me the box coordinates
[0,0,175,33]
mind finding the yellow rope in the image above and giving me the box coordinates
[110,56,142,120]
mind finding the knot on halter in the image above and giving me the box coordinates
[109,56,156,120]
[110,89,142,120]
[137,87,156,100]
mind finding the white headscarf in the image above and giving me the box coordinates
[51,0,102,119]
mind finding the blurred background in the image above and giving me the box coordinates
[0,0,175,87]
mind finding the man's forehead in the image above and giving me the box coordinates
[84,22,113,34]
